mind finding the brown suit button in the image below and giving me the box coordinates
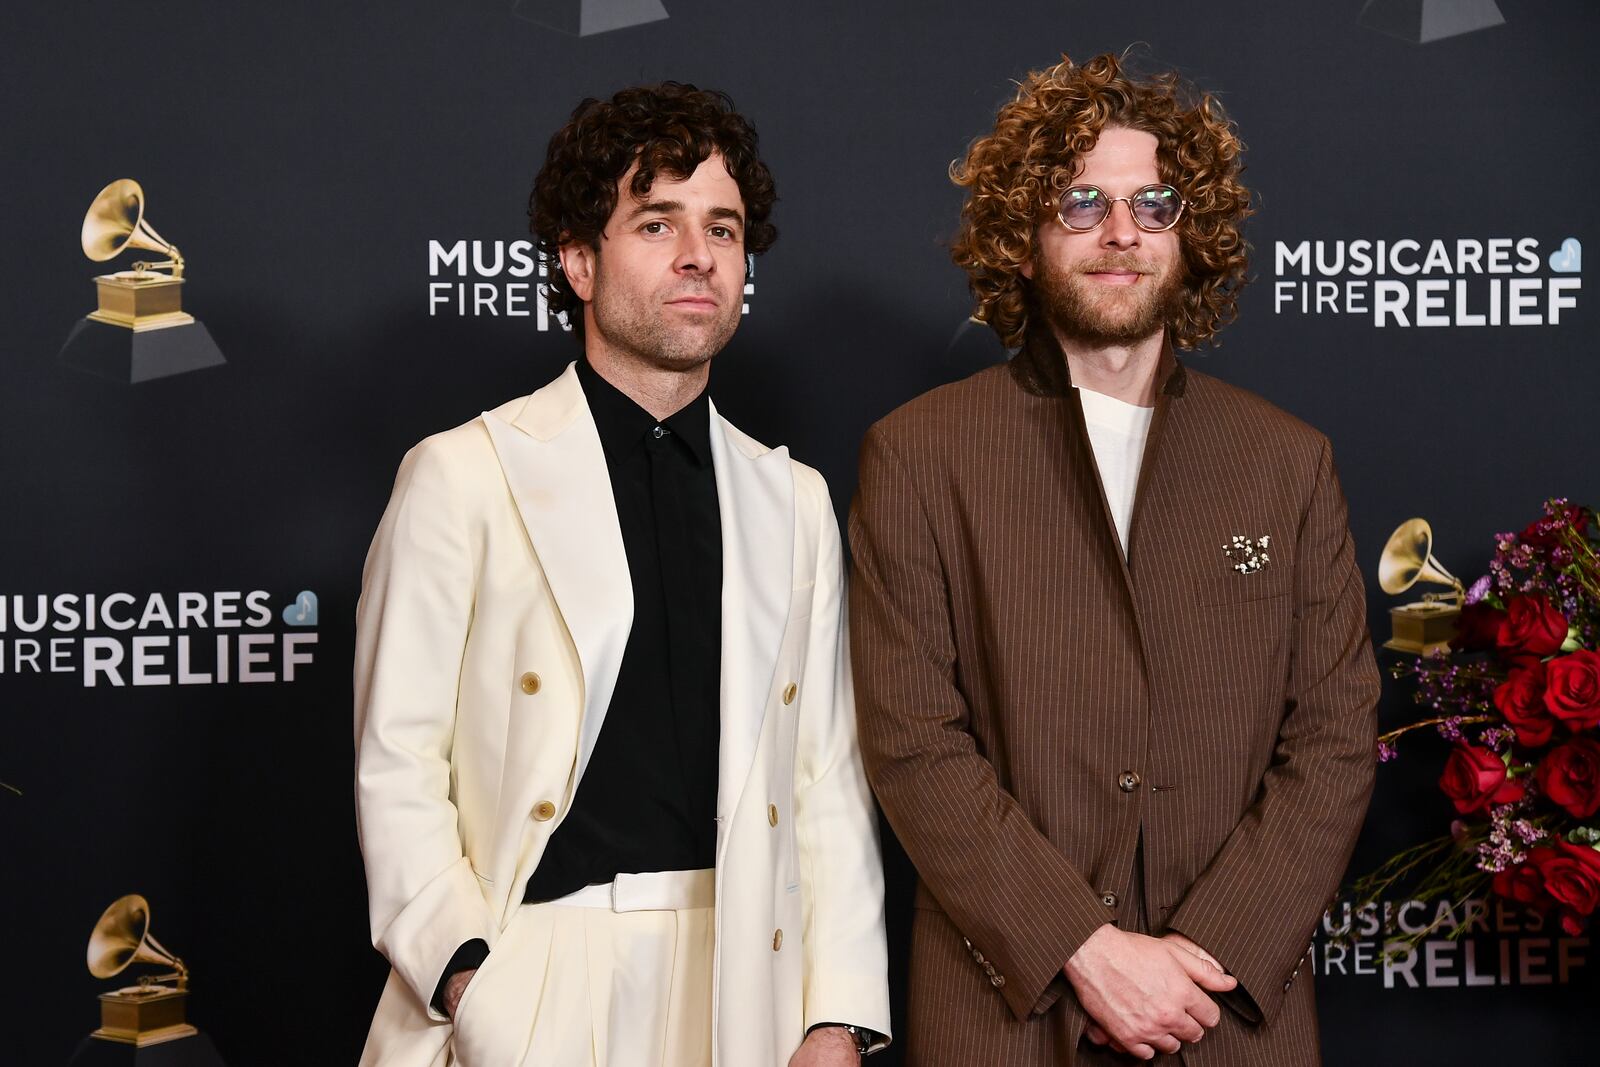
[772,929,783,951]
[990,974,1006,988]
[519,672,541,695]
[1101,891,1119,908]
[533,800,557,821]
[1118,770,1141,792]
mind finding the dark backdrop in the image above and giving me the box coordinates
[3,1,1595,1063]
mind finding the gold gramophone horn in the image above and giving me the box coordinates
[1378,518,1463,599]
[80,179,184,277]
[87,894,188,984]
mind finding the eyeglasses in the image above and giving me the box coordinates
[1056,184,1187,233]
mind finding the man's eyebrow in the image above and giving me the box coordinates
[624,199,684,220]
[622,199,745,226]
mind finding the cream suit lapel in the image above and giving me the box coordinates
[480,362,633,788]
[708,402,794,847]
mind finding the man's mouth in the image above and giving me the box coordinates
[666,295,720,310]
[1084,270,1143,286]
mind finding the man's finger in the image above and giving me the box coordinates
[1174,949,1238,991]
[1085,1021,1110,1045]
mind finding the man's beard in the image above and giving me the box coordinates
[590,276,742,373]
[1033,251,1186,346]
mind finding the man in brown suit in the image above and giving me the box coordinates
[848,54,1380,1066]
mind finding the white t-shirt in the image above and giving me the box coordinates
[1076,386,1155,555]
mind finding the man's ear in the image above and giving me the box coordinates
[558,241,596,303]
[1019,256,1034,281]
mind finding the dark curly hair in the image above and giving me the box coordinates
[530,82,778,339]
[950,52,1252,350]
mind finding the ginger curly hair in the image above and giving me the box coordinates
[530,82,777,340]
[950,52,1251,350]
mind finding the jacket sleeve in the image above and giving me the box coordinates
[848,426,1110,1020]
[354,435,498,1022]
[793,475,893,1048]
[1168,437,1380,1026]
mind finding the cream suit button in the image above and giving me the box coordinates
[519,671,542,695]
[772,928,783,951]
[782,682,798,705]
[533,800,557,821]
[768,804,779,827]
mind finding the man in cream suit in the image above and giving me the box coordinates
[354,83,890,1067]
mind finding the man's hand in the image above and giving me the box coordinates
[787,1026,860,1067]
[1064,924,1236,1060]
[1085,932,1231,1054]
[442,968,477,1023]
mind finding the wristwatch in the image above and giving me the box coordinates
[810,1022,878,1056]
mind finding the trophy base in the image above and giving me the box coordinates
[1358,0,1505,44]
[513,0,669,35]
[59,317,226,384]
[68,1030,225,1066]
[1384,602,1460,656]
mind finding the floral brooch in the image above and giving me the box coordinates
[1224,534,1272,574]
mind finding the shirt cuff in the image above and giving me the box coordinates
[432,938,491,1015]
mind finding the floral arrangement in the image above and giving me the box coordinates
[1349,499,1600,949]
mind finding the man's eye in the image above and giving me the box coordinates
[642,221,668,235]
[709,226,734,240]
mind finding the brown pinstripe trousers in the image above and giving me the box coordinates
[849,332,1379,1066]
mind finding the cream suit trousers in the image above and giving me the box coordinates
[447,869,715,1067]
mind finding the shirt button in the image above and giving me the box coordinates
[1118,770,1141,793]
[772,929,783,951]
[1101,891,1119,908]
[782,682,798,705]
[519,672,541,695]
[533,800,557,821]
[652,425,665,439]
[768,804,779,827]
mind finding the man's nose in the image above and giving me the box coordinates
[675,230,714,273]
[1100,199,1141,251]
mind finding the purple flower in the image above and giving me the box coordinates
[1377,740,1398,763]
[1467,574,1493,605]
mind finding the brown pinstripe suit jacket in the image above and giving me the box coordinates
[848,330,1380,1066]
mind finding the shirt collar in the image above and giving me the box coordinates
[1009,320,1187,400]
[575,357,714,467]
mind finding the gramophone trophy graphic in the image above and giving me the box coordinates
[1378,517,1465,655]
[58,179,226,383]
[68,895,225,1066]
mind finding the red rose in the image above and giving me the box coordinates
[1452,601,1506,652]
[1492,858,1550,910]
[1530,839,1600,935]
[1495,664,1555,747]
[1496,594,1569,660]
[1439,744,1524,815]
[1520,505,1591,549]
[1535,736,1600,819]
[1545,650,1600,732]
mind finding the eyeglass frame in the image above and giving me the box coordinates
[1055,183,1189,233]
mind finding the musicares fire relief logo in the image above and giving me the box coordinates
[0,589,319,688]
[1273,236,1582,329]
[1316,896,1588,988]
[427,239,756,325]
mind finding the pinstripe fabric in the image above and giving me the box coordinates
[848,332,1379,1066]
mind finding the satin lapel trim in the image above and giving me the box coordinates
[480,363,633,789]
[708,401,794,845]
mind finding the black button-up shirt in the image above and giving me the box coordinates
[522,357,724,901]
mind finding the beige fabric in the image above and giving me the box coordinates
[449,882,714,1067]
[354,364,890,1067]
